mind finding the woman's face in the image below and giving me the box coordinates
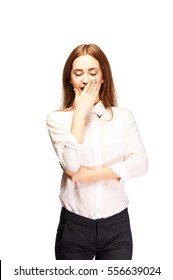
[70,54,104,94]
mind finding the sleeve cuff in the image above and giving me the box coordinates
[110,162,129,181]
[64,133,83,151]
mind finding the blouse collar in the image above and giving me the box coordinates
[89,100,105,118]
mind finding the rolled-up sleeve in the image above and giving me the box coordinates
[46,113,83,172]
[110,111,148,181]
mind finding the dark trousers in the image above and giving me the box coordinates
[55,207,133,260]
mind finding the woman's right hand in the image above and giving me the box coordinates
[73,80,99,116]
[71,80,99,143]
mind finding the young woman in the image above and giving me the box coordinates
[46,44,148,260]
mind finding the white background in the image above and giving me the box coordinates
[0,0,173,278]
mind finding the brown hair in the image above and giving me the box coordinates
[61,44,118,110]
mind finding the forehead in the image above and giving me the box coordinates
[72,54,100,70]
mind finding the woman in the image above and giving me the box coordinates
[46,43,148,260]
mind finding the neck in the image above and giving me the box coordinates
[94,99,101,105]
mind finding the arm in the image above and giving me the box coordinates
[70,81,99,143]
[46,114,83,172]
[110,111,148,180]
[70,110,86,144]
[65,110,148,183]
[46,81,99,172]
[64,166,120,183]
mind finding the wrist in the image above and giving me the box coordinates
[74,108,88,118]
[94,167,120,181]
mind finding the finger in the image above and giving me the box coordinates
[82,80,93,93]
[64,169,73,176]
[88,82,96,94]
[74,88,79,97]
[92,89,99,101]
[85,81,97,94]
[64,168,70,174]
[89,82,98,96]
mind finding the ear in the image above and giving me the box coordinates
[101,79,104,83]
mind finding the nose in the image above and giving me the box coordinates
[82,74,89,84]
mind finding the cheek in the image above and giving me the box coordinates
[97,83,102,91]
[97,73,104,84]
[97,77,104,87]
[70,76,79,87]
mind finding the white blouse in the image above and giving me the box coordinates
[46,101,148,219]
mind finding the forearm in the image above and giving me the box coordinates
[70,81,99,144]
[89,167,120,182]
[65,166,120,183]
[70,110,86,144]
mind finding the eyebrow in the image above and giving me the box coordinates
[73,67,99,72]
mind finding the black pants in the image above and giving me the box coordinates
[55,207,133,260]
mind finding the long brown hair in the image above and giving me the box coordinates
[61,44,118,110]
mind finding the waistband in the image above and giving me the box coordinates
[60,207,129,228]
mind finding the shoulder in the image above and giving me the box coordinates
[111,106,136,123]
[47,108,74,118]
[46,110,60,122]
[46,108,74,125]
[112,106,131,116]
